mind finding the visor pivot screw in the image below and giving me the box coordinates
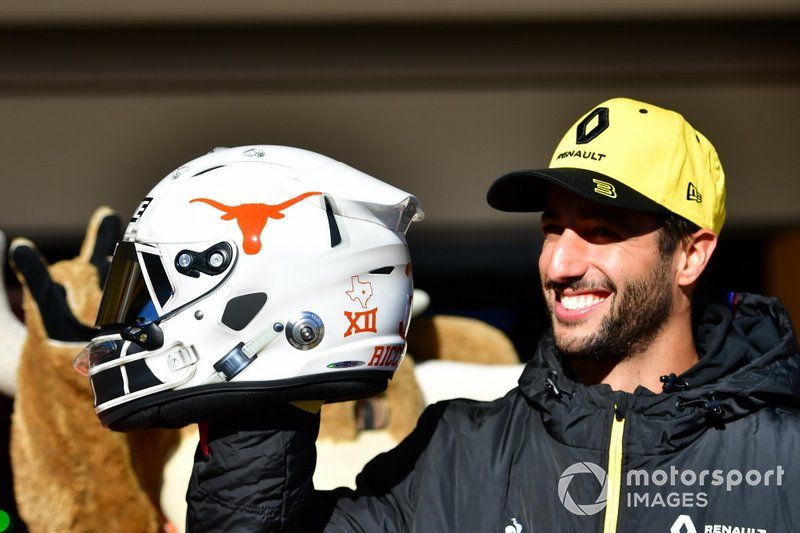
[273,322,284,332]
[300,326,315,342]
[138,333,148,343]
[194,310,204,320]
[177,253,193,268]
[285,312,324,350]
[208,252,225,268]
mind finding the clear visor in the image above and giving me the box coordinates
[95,241,174,328]
[73,338,121,376]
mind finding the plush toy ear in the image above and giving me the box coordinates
[10,239,96,342]
[79,206,121,288]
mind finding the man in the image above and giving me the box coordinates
[188,98,800,532]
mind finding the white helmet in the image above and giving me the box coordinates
[75,146,423,430]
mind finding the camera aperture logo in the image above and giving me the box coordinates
[558,462,608,515]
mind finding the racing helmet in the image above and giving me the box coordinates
[75,146,423,430]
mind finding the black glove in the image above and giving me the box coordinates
[187,404,322,533]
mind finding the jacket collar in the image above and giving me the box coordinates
[518,293,800,454]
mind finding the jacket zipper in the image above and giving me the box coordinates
[602,403,626,533]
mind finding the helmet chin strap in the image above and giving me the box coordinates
[202,322,285,385]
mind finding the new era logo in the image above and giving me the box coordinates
[686,182,702,203]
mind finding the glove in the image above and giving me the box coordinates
[188,403,321,532]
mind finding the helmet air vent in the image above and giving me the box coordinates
[192,165,225,177]
[140,252,174,306]
[221,292,268,331]
[324,196,342,248]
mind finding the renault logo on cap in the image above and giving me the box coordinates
[576,107,610,145]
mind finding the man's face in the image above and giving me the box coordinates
[538,186,677,361]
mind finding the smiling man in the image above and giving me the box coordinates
[188,99,800,533]
[536,188,705,393]
[487,97,723,397]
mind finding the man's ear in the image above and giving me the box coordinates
[676,229,717,288]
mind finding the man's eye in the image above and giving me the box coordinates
[589,226,621,241]
[542,223,564,236]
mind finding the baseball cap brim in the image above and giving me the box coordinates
[487,167,672,216]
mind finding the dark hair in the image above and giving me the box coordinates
[657,213,700,258]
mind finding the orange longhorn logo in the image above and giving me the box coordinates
[191,192,322,254]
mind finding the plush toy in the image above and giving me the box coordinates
[5,204,526,530]
[318,312,520,441]
[407,314,525,406]
[311,310,524,490]
[318,352,423,443]
[9,207,178,533]
[407,314,519,365]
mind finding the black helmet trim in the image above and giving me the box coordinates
[100,369,394,431]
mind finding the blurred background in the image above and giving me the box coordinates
[0,1,799,530]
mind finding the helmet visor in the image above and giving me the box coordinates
[73,338,122,376]
[95,241,174,328]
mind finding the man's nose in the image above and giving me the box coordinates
[544,229,590,282]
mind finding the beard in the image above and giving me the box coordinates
[544,256,674,361]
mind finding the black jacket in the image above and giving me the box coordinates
[187,293,800,532]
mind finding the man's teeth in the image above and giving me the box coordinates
[560,294,606,311]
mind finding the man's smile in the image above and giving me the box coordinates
[554,289,612,322]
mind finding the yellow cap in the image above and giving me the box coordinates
[488,98,726,234]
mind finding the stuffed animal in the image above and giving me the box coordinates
[407,314,525,406]
[311,310,524,490]
[318,352,424,443]
[406,314,519,365]
[6,205,526,530]
[9,207,178,533]
[318,312,520,442]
